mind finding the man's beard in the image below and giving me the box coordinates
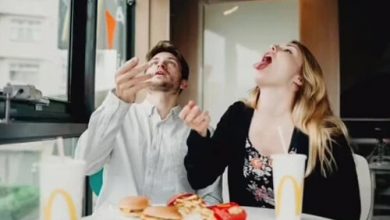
[149,81,180,93]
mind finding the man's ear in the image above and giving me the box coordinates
[180,80,189,90]
[293,75,303,86]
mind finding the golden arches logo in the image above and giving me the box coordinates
[275,175,303,217]
[44,189,78,220]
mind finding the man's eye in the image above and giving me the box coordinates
[167,61,177,66]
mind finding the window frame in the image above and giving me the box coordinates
[0,0,97,143]
[0,0,136,216]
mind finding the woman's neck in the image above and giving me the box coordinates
[256,87,294,120]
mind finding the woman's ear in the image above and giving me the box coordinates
[180,80,189,90]
[293,75,303,86]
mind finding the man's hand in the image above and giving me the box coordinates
[115,57,152,103]
[179,101,210,137]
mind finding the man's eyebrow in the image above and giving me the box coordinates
[167,57,179,62]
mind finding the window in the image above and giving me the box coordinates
[95,0,133,107]
[0,0,70,101]
[0,138,79,220]
[0,0,98,140]
[0,0,135,216]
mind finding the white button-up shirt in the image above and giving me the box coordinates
[75,91,221,208]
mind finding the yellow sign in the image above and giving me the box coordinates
[44,189,78,220]
[275,175,303,217]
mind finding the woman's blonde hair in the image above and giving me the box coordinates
[246,40,349,177]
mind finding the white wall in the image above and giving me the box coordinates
[203,0,299,127]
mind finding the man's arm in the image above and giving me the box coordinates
[75,57,152,175]
[75,91,130,175]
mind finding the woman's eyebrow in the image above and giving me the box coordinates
[286,44,299,53]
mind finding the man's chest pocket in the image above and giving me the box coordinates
[161,138,188,188]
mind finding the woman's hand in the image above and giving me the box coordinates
[179,101,210,137]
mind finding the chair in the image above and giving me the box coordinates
[89,169,104,196]
[354,154,374,220]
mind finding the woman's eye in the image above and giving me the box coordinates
[284,49,292,54]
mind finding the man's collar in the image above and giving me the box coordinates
[142,100,182,118]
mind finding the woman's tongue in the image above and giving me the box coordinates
[256,56,272,70]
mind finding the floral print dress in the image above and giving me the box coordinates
[243,138,296,208]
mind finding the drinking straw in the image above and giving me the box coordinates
[56,136,65,159]
[277,126,289,154]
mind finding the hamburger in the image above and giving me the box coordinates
[142,206,182,220]
[119,196,150,217]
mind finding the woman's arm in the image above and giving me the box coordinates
[184,102,244,190]
[304,136,361,220]
[329,137,361,220]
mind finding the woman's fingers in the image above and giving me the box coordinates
[184,105,202,123]
[179,100,196,120]
[179,101,210,137]
[192,111,208,125]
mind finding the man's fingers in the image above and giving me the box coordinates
[116,62,150,84]
[116,57,139,76]
[130,80,152,93]
[117,74,152,91]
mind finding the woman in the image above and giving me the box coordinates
[179,41,361,220]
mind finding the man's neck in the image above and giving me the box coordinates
[145,90,179,120]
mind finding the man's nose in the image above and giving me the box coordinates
[157,61,166,69]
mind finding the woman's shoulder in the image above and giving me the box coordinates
[228,101,253,112]
[331,135,358,166]
[215,101,254,129]
[223,101,253,119]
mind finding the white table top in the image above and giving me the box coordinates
[81,205,332,220]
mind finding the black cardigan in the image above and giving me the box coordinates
[184,101,361,220]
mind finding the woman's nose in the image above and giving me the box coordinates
[271,44,279,52]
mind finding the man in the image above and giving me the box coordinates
[75,41,220,208]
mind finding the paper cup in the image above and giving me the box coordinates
[271,154,306,220]
[39,156,86,220]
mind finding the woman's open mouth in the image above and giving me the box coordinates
[256,53,272,70]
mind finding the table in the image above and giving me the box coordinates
[81,205,332,220]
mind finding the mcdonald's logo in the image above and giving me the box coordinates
[275,175,303,217]
[44,189,78,220]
